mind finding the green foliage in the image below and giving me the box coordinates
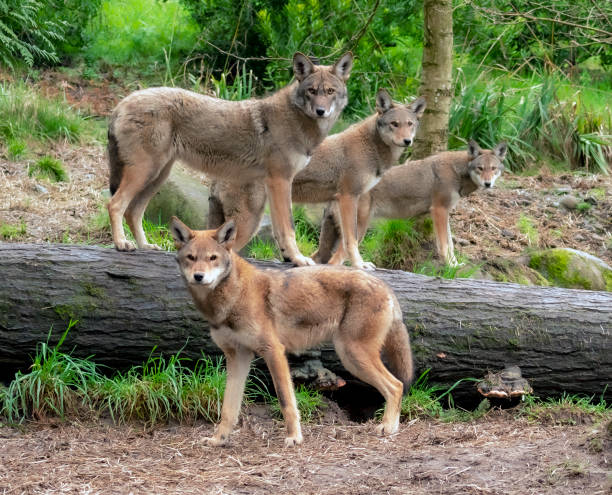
[517,214,539,246]
[0,221,26,240]
[0,83,95,145]
[0,0,65,67]
[518,393,610,425]
[84,0,199,73]
[1,324,232,426]
[454,0,612,71]
[1,321,98,422]
[413,257,479,279]
[449,72,611,173]
[28,156,68,182]
[247,236,278,260]
[576,201,592,212]
[267,384,327,423]
[399,369,486,422]
[6,138,26,159]
[361,218,432,270]
[293,205,320,257]
[38,0,103,59]
[98,351,226,425]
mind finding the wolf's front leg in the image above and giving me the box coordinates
[330,193,374,270]
[206,344,254,446]
[265,175,314,267]
[261,340,303,447]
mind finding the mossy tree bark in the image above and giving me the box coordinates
[1,243,610,401]
[412,0,453,159]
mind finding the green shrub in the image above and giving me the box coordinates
[361,218,433,271]
[0,83,95,145]
[84,0,199,74]
[28,156,68,182]
[0,0,65,67]
[0,221,26,240]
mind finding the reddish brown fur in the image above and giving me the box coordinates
[170,217,413,447]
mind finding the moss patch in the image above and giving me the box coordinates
[529,248,611,291]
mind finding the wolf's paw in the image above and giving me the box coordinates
[204,434,230,447]
[141,243,162,251]
[359,261,377,271]
[447,258,463,268]
[292,254,315,267]
[375,421,399,436]
[115,240,137,252]
[284,433,303,447]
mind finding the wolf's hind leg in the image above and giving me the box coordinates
[124,159,174,250]
[108,151,163,251]
[334,339,403,435]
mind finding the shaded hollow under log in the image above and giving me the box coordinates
[0,243,610,403]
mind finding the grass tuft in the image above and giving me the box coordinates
[0,220,27,240]
[0,83,96,145]
[28,156,69,182]
[98,351,226,425]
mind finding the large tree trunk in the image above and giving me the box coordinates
[412,0,453,159]
[1,243,610,401]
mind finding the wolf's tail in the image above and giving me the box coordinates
[107,125,125,196]
[382,318,414,394]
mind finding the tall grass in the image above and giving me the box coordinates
[1,323,229,425]
[0,82,96,146]
[2,321,98,422]
[449,71,611,173]
[98,351,226,425]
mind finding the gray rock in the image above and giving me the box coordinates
[145,166,210,229]
[528,248,611,291]
[560,195,579,210]
[34,184,48,194]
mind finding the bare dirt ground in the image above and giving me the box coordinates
[1,407,611,495]
[1,73,611,494]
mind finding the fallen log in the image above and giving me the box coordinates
[1,243,610,401]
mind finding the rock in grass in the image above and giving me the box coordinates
[144,167,209,229]
[560,195,579,210]
[528,248,612,291]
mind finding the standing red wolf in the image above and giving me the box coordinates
[107,52,353,266]
[170,217,413,447]
[316,140,507,266]
[208,89,426,269]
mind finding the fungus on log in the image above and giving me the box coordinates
[0,243,610,401]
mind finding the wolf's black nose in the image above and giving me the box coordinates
[316,108,325,116]
[404,138,412,146]
[194,273,204,282]
[484,182,491,188]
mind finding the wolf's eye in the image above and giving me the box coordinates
[186,254,196,261]
[477,167,484,172]
[308,88,317,95]
[210,254,217,261]
[406,121,413,127]
[326,88,335,95]
[391,121,399,128]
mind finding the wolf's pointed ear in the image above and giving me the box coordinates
[332,52,353,81]
[293,52,315,82]
[494,142,508,161]
[215,220,237,250]
[170,216,193,249]
[468,139,482,159]
[408,96,426,119]
[375,89,393,114]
